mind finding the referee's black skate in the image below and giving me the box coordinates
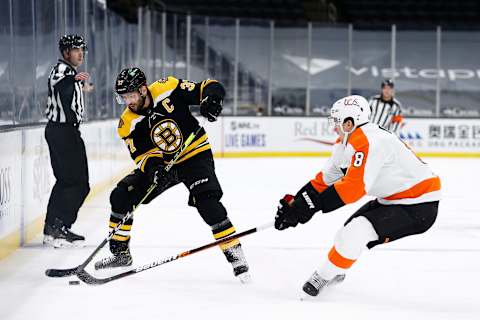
[43,218,85,248]
[94,249,133,270]
[223,244,251,283]
[302,272,346,297]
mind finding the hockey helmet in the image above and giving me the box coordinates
[381,79,394,88]
[115,67,147,95]
[329,95,370,132]
[58,34,87,53]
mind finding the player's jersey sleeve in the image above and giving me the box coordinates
[117,108,163,173]
[150,77,222,109]
[310,140,346,193]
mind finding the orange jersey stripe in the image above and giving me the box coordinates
[328,246,356,269]
[310,172,329,193]
[384,176,441,201]
[333,128,369,204]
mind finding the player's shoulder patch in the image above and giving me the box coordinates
[149,76,180,104]
[117,107,144,138]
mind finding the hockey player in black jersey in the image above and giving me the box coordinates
[94,67,250,282]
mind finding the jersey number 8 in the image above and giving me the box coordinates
[353,152,364,167]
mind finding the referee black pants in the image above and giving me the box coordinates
[45,122,90,229]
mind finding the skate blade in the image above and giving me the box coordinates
[236,272,252,284]
[300,292,319,301]
[52,239,86,248]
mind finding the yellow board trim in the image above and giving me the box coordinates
[213,151,332,158]
[212,151,480,158]
[213,226,236,240]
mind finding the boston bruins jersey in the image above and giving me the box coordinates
[117,76,220,172]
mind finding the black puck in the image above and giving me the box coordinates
[69,280,80,285]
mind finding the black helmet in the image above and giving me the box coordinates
[115,67,147,94]
[381,79,394,88]
[59,34,87,53]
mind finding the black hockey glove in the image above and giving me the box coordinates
[274,183,323,231]
[147,166,175,187]
[200,96,223,122]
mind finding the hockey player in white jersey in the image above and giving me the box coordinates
[274,95,441,297]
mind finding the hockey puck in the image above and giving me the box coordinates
[69,280,80,285]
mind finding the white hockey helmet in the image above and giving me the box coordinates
[329,95,370,132]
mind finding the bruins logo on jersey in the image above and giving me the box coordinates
[150,119,183,154]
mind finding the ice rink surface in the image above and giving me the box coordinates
[1,157,479,320]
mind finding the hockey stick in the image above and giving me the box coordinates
[76,221,274,285]
[45,120,207,278]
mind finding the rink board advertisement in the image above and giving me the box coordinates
[211,117,337,156]
[0,131,22,247]
[208,117,480,157]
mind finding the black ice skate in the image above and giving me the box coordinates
[302,271,346,297]
[94,249,133,270]
[43,218,85,248]
[223,244,251,283]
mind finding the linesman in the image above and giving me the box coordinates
[368,79,403,134]
[43,34,90,247]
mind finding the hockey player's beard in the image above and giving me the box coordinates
[128,94,146,113]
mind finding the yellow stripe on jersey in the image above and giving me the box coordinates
[200,79,219,101]
[149,77,180,105]
[182,134,208,155]
[140,153,164,172]
[175,144,211,165]
[118,108,145,138]
[134,147,162,164]
[213,226,236,240]
[166,133,211,165]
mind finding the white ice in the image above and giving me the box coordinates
[0,157,479,320]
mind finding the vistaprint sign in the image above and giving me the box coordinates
[284,54,480,81]
[349,66,480,81]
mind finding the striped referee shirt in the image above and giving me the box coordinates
[45,59,85,124]
[368,94,403,134]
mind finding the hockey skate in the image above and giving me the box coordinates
[302,271,346,298]
[223,244,251,283]
[94,249,133,270]
[43,218,85,248]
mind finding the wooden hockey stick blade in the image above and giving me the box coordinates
[75,221,274,285]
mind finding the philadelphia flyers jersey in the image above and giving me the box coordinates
[311,122,441,205]
[117,76,218,172]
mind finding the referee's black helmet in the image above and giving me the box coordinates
[381,79,394,88]
[58,34,87,53]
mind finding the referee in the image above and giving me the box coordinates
[43,34,90,247]
[368,79,404,134]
